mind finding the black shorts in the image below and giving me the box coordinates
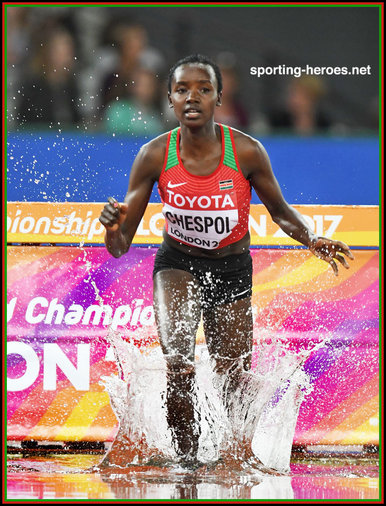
[153,242,252,308]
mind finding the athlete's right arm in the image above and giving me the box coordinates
[99,139,165,257]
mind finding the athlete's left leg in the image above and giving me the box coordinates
[203,296,283,474]
[203,296,253,410]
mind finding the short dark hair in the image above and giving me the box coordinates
[167,54,223,94]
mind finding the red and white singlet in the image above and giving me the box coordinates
[158,124,251,250]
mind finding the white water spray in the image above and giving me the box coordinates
[79,245,316,474]
[97,331,314,473]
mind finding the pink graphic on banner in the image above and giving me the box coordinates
[7,246,379,444]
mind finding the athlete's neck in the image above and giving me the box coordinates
[179,122,220,158]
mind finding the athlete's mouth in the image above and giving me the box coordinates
[184,108,201,118]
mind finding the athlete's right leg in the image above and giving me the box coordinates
[153,269,202,464]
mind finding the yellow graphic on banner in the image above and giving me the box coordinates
[54,392,111,441]
[6,202,379,246]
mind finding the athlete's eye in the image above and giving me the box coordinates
[176,88,186,94]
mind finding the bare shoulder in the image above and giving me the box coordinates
[230,128,269,175]
[133,131,169,181]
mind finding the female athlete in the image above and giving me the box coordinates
[99,54,354,469]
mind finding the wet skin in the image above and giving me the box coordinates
[153,268,253,461]
[99,62,354,467]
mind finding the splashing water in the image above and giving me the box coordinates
[78,245,316,475]
[97,331,314,474]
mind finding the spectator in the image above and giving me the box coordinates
[214,53,249,130]
[7,7,31,68]
[268,75,332,135]
[104,67,163,137]
[17,28,81,130]
[100,22,165,110]
[7,7,33,130]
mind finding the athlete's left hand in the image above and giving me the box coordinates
[309,237,355,276]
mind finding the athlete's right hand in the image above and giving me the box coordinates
[99,197,129,232]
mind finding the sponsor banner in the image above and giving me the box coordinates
[7,246,379,444]
[7,202,379,246]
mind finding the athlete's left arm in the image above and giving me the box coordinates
[238,135,354,275]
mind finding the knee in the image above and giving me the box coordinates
[212,352,252,377]
[165,354,195,376]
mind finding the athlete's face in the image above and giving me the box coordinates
[168,64,222,126]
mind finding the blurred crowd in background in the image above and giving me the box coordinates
[7,6,379,137]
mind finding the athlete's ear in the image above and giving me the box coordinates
[216,91,222,106]
[168,92,173,108]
